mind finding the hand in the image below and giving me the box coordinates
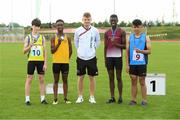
[134,48,142,53]
[111,40,116,46]
[43,64,47,72]
[58,39,62,45]
[29,42,34,47]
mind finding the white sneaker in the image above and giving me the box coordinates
[89,96,96,104]
[76,97,84,103]
[52,100,58,105]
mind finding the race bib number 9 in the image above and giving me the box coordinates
[132,50,144,61]
[31,46,41,56]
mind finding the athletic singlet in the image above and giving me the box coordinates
[129,33,148,65]
[28,34,44,61]
[52,34,69,63]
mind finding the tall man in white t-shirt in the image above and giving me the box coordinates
[74,12,100,104]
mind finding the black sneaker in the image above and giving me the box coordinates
[25,101,31,106]
[129,100,137,106]
[41,100,48,104]
[106,97,116,104]
[118,97,123,104]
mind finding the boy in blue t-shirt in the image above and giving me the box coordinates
[126,19,151,106]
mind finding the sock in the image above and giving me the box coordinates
[40,95,45,102]
[25,96,30,102]
[79,95,83,99]
[90,96,94,99]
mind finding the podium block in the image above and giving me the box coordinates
[145,73,166,95]
[46,83,63,94]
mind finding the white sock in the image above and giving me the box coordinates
[40,95,45,102]
[25,96,30,102]
[90,96,94,98]
[79,95,83,99]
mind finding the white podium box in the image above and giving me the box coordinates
[46,83,63,94]
[145,73,166,95]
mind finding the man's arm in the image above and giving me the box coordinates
[51,35,61,54]
[126,36,130,73]
[104,32,107,67]
[67,36,72,59]
[95,29,100,48]
[74,30,79,49]
[43,36,47,71]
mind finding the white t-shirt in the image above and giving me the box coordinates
[74,26,100,60]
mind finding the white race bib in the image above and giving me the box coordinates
[132,50,144,61]
[31,46,41,56]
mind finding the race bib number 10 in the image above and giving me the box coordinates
[132,50,144,61]
[31,46,41,56]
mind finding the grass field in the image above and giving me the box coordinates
[0,42,180,119]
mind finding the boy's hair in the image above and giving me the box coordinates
[56,19,64,24]
[132,19,142,26]
[83,12,91,18]
[110,14,118,20]
[31,18,41,27]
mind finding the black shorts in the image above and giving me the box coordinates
[106,57,122,70]
[129,65,147,76]
[76,57,98,76]
[53,63,69,74]
[27,61,44,75]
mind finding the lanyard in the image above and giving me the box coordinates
[111,28,117,38]
[31,33,39,43]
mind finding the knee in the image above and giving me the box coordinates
[27,75,33,80]
[139,81,146,87]
[131,80,137,86]
[54,80,59,84]
[116,76,122,82]
[63,79,67,84]
[38,76,44,84]
[26,75,33,84]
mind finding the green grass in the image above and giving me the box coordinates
[147,26,180,40]
[0,42,180,119]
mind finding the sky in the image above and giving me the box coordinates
[0,0,180,26]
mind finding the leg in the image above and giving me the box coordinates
[107,70,115,98]
[62,73,68,100]
[88,75,96,103]
[89,75,96,96]
[25,61,35,103]
[53,73,60,100]
[139,76,147,102]
[77,75,84,96]
[76,58,86,103]
[116,69,123,98]
[38,74,46,102]
[130,75,138,101]
[25,75,33,99]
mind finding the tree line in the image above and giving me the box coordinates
[0,20,180,28]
